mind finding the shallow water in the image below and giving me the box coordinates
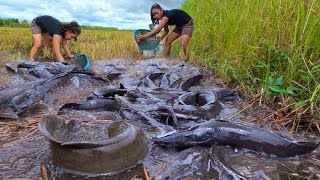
[0,58,319,179]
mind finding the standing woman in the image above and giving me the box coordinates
[30,15,81,61]
[136,3,193,60]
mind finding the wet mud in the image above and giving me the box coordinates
[0,58,319,179]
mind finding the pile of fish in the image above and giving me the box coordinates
[0,59,319,178]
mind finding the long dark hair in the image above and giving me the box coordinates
[60,21,81,40]
[150,3,162,25]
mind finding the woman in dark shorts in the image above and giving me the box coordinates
[30,15,81,61]
[136,3,193,60]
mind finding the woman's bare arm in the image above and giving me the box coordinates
[62,38,73,58]
[159,24,169,40]
[137,17,169,41]
[52,35,64,60]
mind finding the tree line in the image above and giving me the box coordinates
[0,18,29,28]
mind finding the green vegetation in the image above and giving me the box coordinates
[177,0,320,131]
[0,18,29,28]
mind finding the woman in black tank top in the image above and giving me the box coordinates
[136,3,194,61]
[29,15,81,61]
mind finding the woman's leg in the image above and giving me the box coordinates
[179,20,193,61]
[180,35,191,60]
[42,33,52,48]
[164,32,180,56]
[42,33,52,58]
[29,34,42,60]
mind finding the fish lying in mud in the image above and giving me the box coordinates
[87,84,127,100]
[154,120,320,158]
[58,99,121,114]
[153,147,247,180]
[0,61,108,119]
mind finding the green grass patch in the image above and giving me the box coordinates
[179,0,320,107]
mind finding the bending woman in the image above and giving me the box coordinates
[30,15,81,61]
[136,3,193,60]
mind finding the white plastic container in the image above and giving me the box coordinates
[143,50,157,57]
[156,41,164,56]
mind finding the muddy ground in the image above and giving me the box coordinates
[0,57,319,179]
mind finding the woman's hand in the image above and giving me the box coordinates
[68,54,75,59]
[136,34,145,42]
[62,38,75,59]
[157,36,163,42]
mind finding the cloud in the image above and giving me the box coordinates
[0,0,185,30]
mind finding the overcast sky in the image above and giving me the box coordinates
[0,0,185,30]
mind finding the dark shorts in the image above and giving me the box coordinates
[172,19,194,37]
[31,18,42,34]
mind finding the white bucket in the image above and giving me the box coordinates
[156,41,164,56]
[143,50,157,58]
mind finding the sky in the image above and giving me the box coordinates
[0,0,185,30]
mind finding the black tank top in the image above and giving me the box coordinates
[163,9,192,27]
[35,15,62,37]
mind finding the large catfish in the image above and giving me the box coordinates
[155,120,320,157]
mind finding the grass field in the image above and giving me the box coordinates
[0,27,143,60]
[0,27,182,60]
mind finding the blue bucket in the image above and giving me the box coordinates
[134,29,159,51]
[69,54,90,71]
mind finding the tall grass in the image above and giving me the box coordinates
[181,0,320,104]
[177,0,320,130]
[71,30,140,59]
[0,28,33,59]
